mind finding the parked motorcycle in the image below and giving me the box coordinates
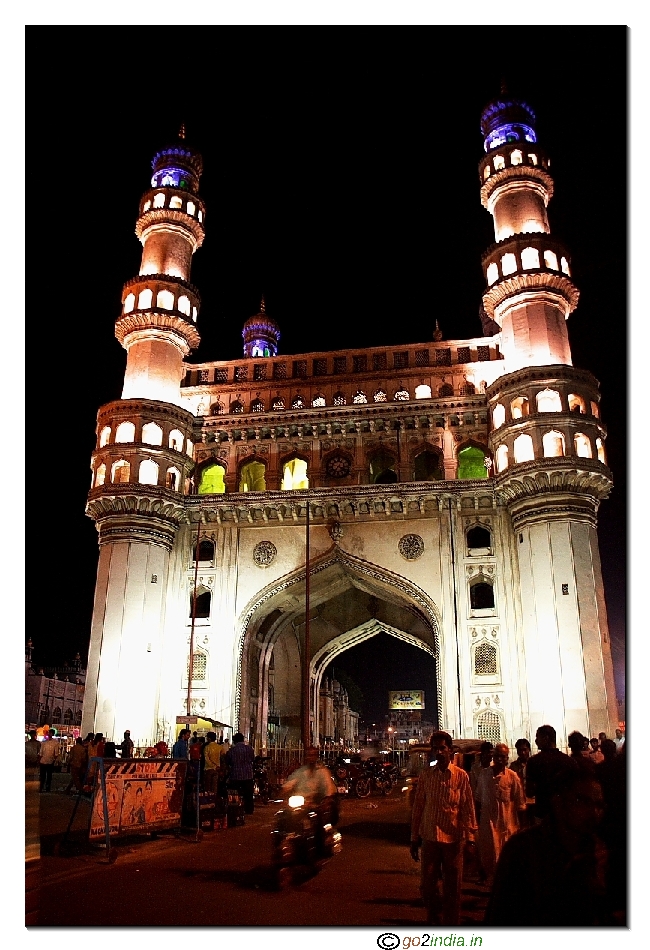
[364,758,393,796]
[253,755,270,805]
[271,794,342,887]
[332,756,371,798]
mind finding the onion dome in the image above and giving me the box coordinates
[480,84,537,153]
[150,123,203,193]
[242,296,281,358]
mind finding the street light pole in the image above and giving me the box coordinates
[302,501,311,749]
[187,512,203,717]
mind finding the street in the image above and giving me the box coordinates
[31,775,489,928]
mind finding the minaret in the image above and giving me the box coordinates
[118,127,204,405]
[480,92,618,741]
[242,296,281,357]
[82,132,206,744]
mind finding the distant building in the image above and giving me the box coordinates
[25,641,85,738]
[319,678,360,748]
[82,93,618,751]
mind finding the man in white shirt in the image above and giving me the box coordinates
[39,729,61,792]
[475,742,526,884]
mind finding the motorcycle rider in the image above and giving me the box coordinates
[283,746,339,829]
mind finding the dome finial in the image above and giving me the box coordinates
[260,294,266,313]
[433,319,443,342]
[500,78,508,96]
[179,122,186,140]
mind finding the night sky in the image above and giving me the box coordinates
[30,27,626,718]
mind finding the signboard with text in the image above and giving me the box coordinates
[89,759,187,839]
[388,690,425,710]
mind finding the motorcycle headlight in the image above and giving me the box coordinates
[288,795,305,809]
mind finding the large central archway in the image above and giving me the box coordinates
[236,546,442,746]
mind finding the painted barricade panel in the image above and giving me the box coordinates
[89,758,187,839]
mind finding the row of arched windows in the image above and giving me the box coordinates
[142,192,204,222]
[483,147,547,180]
[123,287,197,321]
[486,247,570,285]
[99,422,193,456]
[93,459,182,490]
[492,389,599,427]
[494,431,606,472]
[213,382,475,415]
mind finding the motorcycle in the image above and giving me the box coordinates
[253,755,270,805]
[331,756,371,798]
[364,758,393,796]
[271,794,342,887]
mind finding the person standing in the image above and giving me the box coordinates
[25,730,41,770]
[475,743,526,884]
[119,730,134,758]
[172,729,191,760]
[39,728,61,792]
[410,731,477,926]
[203,732,221,793]
[469,742,493,799]
[224,732,256,815]
[589,737,605,764]
[66,737,88,794]
[526,724,573,821]
[614,729,625,753]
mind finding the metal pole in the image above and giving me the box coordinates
[187,513,202,717]
[302,501,311,748]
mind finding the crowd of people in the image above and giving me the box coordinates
[410,725,626,927]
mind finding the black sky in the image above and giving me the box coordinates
[30,26,626,709]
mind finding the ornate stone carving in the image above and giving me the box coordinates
[253,540,277,567]
[398,534,425,560]
[327,520,343,542]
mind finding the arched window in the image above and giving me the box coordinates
[543,430,565,457]
[230,400,244,414]
[251,398,265,413]
[467,525,491,550]
[291,395,305,409]
[177,294,191,316]
[169,429,183,451]
[438,383,454,397]
[271,397,285,411]
[511,396,529,419]
[374,389,388,402]
[493,155,505,171]
[239,460,266,492]
[596,438,606,463]
[157,289,174,310]
[152,192,165,208]
[574,433,592,458]
[510,148,523,166]
[138,288,153,309]
[415,384,431,399]
[470,578,495,610]
[115,421,135,443]
[186,201,196,216]
[312,394,326,408]
[477,710,501,744]
[483,165,491,181]
[501,252,518,276]
[413,449,442,482]
[95,462,106,486]
[112,460,130,483]
[369,450,397,484]
[198,210,203,222]
[457,445,489,480]
[333,392,346,406]
[568,393,586,414]
[165,466,180,490]
[64,708,73,725]
[169,195,182,209]
[353,391,368,404]
[486,262,499,285]
[142,421,163,445]
[124,293,135,313]
[590,401,600,418]
[198,461,226,495]
[544,249,558,270]
[142,199,151,213]
[513,433,535,463]
[190,587,211,619]
[536,388,562,413]
[210,402,224,416]
[99,425,111,447]
[393,389,409,401]
[492,403,506,428]
[281,457,309,490]
[495,443,508,472]
[521,246,540,269]
[474,641,498,675]
[459,382,475,396]
[139,459,159,485]
[53,707,62,723]
[561,256,571,276]
[188,649,207,680]
[193,539,215,563]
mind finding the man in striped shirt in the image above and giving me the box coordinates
[410,731,477,925]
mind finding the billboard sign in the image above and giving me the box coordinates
[89,759,187,839]
[389,690,425,710]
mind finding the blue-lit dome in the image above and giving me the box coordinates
[242,297,280,358]
[151,124,203,192]
[480,94,536,153]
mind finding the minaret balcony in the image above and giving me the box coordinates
[479,145,553,209]
[121,274,201,320]
[136,188,205,249]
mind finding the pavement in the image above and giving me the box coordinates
[26,770,490,928]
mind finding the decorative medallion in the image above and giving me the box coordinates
[325,454,351,478]
[398,534,425,560]
[253,540,277,567]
